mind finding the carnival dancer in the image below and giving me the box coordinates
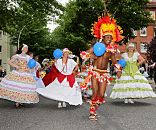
[110,43,156,103]
[0,44,39,108]
[37,48,82,108]
[80,14,123,120]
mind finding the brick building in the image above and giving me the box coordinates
[129,0,156,59]
[0,30,17,73]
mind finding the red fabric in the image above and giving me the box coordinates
[67,74,75,88]
[57,72,66,83]
[43,65,75,88]
[90,97,97,105]
[43,65,58,86]
[36,70,40,78]
[90,107,96,114]
[96,96,105,104]
[89,98,97,114]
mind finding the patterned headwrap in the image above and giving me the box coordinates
[22,44,28,50]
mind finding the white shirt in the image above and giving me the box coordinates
[55,59,77,75]
[121,52,140,62]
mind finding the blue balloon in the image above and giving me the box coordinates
[93,42,106,56]
[118,59,126,68]
[28,59,36,69]
[53,49,63,59]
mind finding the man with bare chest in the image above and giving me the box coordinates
[87,35,122,120]
[94,36,113,70]
[80,14,124,120]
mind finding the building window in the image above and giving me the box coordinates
[150,11,155,20]
[0,31,2,39]
[140,42,148,53]
[154,27,156,36]
[3,31,7,35]
[140,27,147,37]
[0,46,1,52]
[132,29,137,36]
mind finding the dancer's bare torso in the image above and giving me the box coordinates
[94,53,111,70]
[88,47,116,70]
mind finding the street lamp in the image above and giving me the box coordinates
[17,25,26,49]
[17,27,43,49]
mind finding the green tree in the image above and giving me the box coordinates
[0,0,65,59]
[0,0,64,30]
[51,0,152,55]
[107,0,152,42]
[147,36,156,84]
[147,36,156,63]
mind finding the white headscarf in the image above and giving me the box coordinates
[127,43,135,48]
[63,48,72,53]
[22,44,28,50]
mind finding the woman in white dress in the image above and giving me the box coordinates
[110,43,156,103]
[0,44,39,108]
[37,48,82,108]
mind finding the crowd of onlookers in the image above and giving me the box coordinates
[1,55,156,85]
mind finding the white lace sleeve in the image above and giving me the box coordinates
[134,52,140,60]
[121,53,126,59]
[70,59,77,69]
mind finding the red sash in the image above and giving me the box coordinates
[43,65,75,87]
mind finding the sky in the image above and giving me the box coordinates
[47,0,69,31]
[57,0,69,5]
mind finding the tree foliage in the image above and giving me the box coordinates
[0,0,64,59]
[51,0,152,55]
[107,0,152,42]
[0,0,152,59]
[51,0,105,56]
[0,0,64,30]
[147,36,156,63]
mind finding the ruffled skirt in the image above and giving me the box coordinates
[0,70,39,103]
[110,71,156,99]
[37,78,82,105]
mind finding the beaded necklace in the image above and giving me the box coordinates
[61,58,68,73]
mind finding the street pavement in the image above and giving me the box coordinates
[0,82,156,130]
